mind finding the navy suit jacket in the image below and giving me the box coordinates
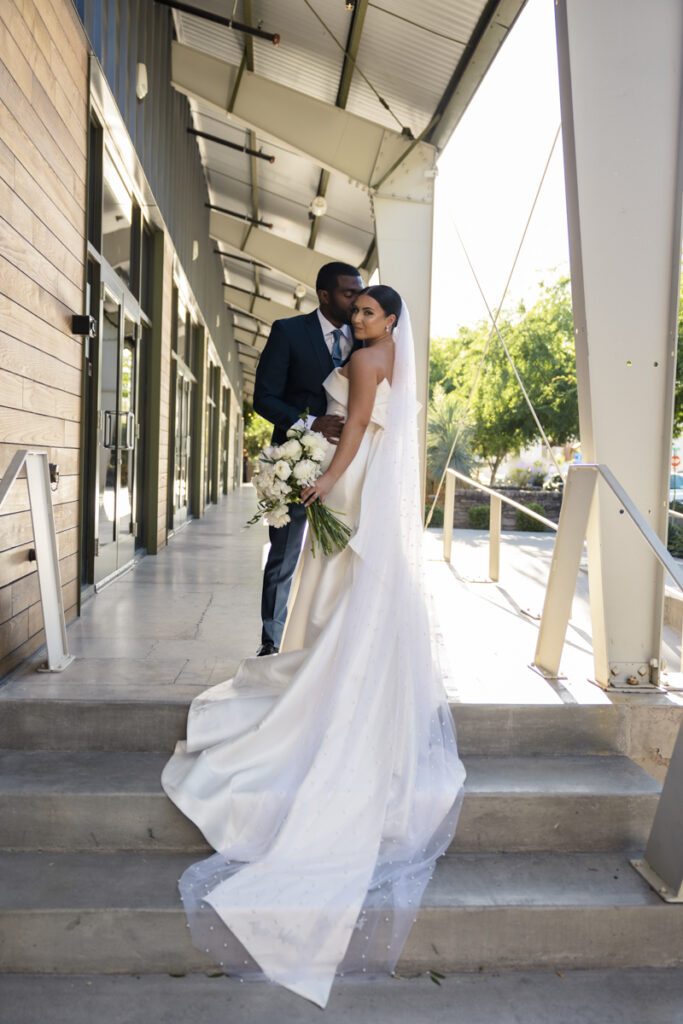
[253,310,357,445]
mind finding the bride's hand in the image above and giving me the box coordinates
[301,473,333,507]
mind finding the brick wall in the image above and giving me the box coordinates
[452,485,563,529]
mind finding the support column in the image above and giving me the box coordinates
[372,144,437,496]
[191,324,207,518]
[555,0,683,686]
[211,366,221,505]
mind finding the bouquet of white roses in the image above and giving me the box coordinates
[247,423,352,556]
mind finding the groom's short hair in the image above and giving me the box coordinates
[316,262,361,293]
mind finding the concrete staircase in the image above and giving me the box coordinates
[1,698,683,1020]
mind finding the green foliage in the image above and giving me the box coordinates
[515,501,547,531]
[674,271,683,436]
[242,401,272,463]
[426,385,473,487]
[668,502,683,557]
[667,519,683,558]
[430,277,579,483]
[426,503,444,527]
[467,504,490,529]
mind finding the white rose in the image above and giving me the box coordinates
[302,435,329,462]
[254,465,274,493]
[270,445,285,460]
[266,503,291,528]
[274,460,292,481]
[292,459,318,485]
[262,446,276,460]
[280,439,303,460]
[264,483,283,502]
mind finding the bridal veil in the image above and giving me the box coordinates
[161,302,465,1008]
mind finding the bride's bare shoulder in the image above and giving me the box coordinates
[348,345,392,384]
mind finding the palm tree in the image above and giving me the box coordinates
[426,386,474,491]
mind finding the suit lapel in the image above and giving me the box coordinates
[305,310,334,378]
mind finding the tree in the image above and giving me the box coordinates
[426,386,473,489]
[430,277,579,483]
[243,401,273,466]
[673,270,683,436]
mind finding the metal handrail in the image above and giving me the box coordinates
[0,450,73,672]
[441,468,559,581]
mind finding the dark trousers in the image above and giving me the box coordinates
[260,502,308,647]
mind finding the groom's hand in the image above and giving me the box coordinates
[311,414,344,444]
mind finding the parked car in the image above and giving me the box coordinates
[670,473,683,504]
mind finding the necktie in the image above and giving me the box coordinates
[331,328,343,368]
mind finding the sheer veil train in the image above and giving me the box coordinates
[161,301,466,1008]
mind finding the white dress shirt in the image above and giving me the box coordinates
[298,312,352,430]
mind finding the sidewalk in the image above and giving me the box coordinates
[1,487,681,708]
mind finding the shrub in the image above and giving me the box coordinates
[667,517,683,558]
[468,504,490,529]
[515,501,547,531]
[426,503,444,527]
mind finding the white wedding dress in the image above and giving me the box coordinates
[162,313,465,1009]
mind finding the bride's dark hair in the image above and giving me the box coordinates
[359,284,402,326]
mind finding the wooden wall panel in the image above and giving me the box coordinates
[0,0,87,675]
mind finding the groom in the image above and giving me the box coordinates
[253,261,364,655]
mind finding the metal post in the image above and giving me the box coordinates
[372,145,437,497]
[489,493,502,582]
[534,465,597,679]
[0,451,74,673]
[555,0,683,687]
[443,470,455,563]
[632,719,683,902]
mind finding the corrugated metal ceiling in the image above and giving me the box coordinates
[171,1,525,395]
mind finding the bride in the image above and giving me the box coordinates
[162,285,466,1008]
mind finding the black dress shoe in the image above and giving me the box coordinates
[256,642,279,657]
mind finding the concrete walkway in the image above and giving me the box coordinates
[1,485,682,708]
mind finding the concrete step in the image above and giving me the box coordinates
[1,851,681,974]
[2,969,683,1024]
[0,750,661,853]
[0,697,680,767]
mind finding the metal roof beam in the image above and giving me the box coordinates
[171,41,435,190]
[426,0,526,151]
[210,210,363,290]
[225,286,297,324]
[308,0,370,251]
[234,326,267,350]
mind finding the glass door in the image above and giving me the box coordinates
[173,367,193,526]
[93,287,141,584]
[117,314,138,567]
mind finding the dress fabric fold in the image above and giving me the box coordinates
[162,352,466,1008]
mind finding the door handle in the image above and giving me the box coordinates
[123,411,135,450]
[103,410,117,448]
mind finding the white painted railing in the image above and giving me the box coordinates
[442,462,683,903]
[442,468,558,583]
[0,450,73,672]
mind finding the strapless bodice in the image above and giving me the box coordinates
[323,367,390,428]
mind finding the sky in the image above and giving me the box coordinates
[430,0,570,337]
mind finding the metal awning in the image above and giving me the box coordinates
[167,0,526,396]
